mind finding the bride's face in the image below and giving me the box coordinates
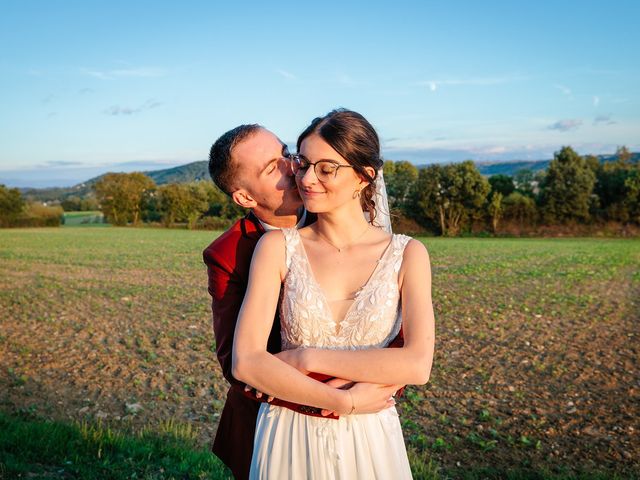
[295,133,371,213]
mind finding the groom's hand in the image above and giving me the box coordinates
[244,384,274,403]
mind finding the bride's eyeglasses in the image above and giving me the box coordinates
[289,154,354,182]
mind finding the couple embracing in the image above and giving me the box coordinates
[203,109,435,479]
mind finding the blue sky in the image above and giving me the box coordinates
[1,0,638,187]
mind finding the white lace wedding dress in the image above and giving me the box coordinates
[249,228,413,479]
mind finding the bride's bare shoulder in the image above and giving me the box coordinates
[255,229,286,253]
[401,238,430,266]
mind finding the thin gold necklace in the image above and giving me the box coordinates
[315,224,371,253]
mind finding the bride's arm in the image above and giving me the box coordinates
[232,230,398,414]
[283,239,435,386]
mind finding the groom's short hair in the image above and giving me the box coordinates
[209,124,262,195]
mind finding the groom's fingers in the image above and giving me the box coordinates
[321,409,338,416]
[325,377,354,389]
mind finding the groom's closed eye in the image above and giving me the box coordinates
[264,160,278,175]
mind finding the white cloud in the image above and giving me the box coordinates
[276,69,297,80]
[547,119,582,131]
[82,67,167,80]
[554,84,572,97]
[593,115,616,126]
[593,95,600,107]
[104,99,162,116]
[417,75,527,92]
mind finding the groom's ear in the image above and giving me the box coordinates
[231,189,258,209]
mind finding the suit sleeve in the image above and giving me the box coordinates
[203,248,245,386]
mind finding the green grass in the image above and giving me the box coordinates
[62,211,108,227]
[0,227,638,478]
[0,409,231,479]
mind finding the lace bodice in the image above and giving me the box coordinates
[279,228,411,350]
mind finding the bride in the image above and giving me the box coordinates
[232,108,435,479]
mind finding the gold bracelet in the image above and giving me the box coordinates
[348,390,356,415]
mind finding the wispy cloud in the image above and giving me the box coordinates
[276,69,297,80]
[593,95,600,107]
[42,160,85,167]
[547,119,582,131]
[416,75,526,92]
[554,84,572,97]
[104,98,162,116]
[593,114,616,126]
[82,67,167,80]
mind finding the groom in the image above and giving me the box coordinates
[203,124,402,479]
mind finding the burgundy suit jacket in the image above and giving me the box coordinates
[203,211,404,479]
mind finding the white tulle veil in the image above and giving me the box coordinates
[368,167,392,233]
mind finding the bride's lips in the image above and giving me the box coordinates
[300,189,325,198]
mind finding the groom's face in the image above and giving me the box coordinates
[232,128,302,217]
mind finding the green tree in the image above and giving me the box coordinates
[183,183,210,229]
[513,169,538,198]
[539,146,596,224]
[0,184,25,227]
[94,172,156,226]
[410,161,490,236]
[624,169,640,224]
[591,146,638,222]
[488,174,515,197]
[487,192,504,233]
[615,145,632,166]
[502,192,537,227]
[198,181,244,220]
[383,160,419,212]
[158,182,209,229]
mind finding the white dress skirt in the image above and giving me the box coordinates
[249,228,414,479]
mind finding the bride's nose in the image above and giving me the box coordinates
[298,165,319,186]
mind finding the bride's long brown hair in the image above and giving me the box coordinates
[296,108,383,224]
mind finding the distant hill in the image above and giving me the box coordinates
[20,152,639,203]
[20,161,210,202]
[472,152,639,176]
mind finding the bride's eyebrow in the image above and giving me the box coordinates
[297,154,341,164]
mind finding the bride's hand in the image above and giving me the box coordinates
[274,349,309,374]
[342,382,402,415]
[320,377,355,416]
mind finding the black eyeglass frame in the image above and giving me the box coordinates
[288,154,354,181]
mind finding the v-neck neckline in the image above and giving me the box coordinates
[294,228,395,332]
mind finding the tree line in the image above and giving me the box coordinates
[0,186,63,227]
[92,172,243,229]
[2,145,638,235]
[386,145,639,235]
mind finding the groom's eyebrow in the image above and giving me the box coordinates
[259,158,279,173]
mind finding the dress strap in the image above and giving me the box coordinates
[281,227,300,271]
[390,234,413,273]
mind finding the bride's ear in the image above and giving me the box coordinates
[232,189,258,209]
[358,166,376,186]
